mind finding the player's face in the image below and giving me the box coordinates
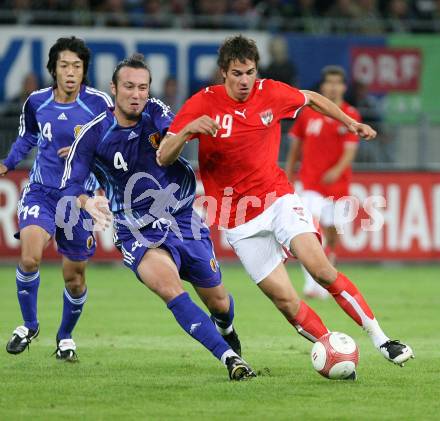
[320,74,346,103]
[55,50,84,95]
[222,59,257,102]
[112,67,150,120]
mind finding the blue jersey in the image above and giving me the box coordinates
[3,85,113,190]
[60,98,197,230]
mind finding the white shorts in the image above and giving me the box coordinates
[225,193,317,284]
[300,190,347,228]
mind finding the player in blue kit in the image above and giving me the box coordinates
[0,37,113,360]
[60,53,255,380]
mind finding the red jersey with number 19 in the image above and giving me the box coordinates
[168,79,308,228]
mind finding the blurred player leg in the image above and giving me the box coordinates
[137,248,255,380]
[53,257,88,361]
[6,225,49,354]
[299,191,329,299]
[291,232,414,364]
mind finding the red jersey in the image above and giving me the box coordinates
[168,79,307,228]
[289,102,360,199]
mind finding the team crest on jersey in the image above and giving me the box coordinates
[86,235,94,249]
[210,258,218,272]
[259,109,273,126]
[148,131,161,149]
[74,125,83,138]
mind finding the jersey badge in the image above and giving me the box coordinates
[148,131,161,149]
[74,125,83,138]
[259,109,273,126]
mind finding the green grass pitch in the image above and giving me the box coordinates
[0,263,439,420]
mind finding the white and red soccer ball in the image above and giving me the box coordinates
[311,332,359,380]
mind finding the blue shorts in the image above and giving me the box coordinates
[16,183,96,261]
[115,210,222,288]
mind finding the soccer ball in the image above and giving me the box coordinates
[311,332,359,380]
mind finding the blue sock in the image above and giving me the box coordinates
[57,288,87,340]
[167,292,231,360]
[16,266,40,331]
[211,294,235,331]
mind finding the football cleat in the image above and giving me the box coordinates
[380,340,414,366]
[222,329,242,357]
[225,356,256,381]
[6,325,40,355]
[54,338,78,362]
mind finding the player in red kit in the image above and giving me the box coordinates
[286,66,360,300]
[157,35,413,369]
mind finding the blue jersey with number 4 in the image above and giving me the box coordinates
[60,98,197,228]
[3,84,112,190]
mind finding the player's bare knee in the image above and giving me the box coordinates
[20,255,41,272]
[274,294,300,319]
[313,265,337,286]
[145,278,183,303]
[207,295,230,314]
[64,271,86,295]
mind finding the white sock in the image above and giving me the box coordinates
[363,317,390,348]
[220,349,238,365]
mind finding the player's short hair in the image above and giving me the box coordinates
[112,53,152,86]
[47,36,90,86]
[320,65,347,84]
[217,35,260,72]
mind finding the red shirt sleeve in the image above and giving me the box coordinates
[273,80,308,120]
[342,105,361,144]
[168,90,205,140]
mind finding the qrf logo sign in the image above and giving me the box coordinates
[0,28,270,102]
[351,46,422,93]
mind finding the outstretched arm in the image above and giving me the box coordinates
[301,90,377,140]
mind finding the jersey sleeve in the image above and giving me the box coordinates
[60,116,103,198]
[167,91,205,140]
[343,106,362,144]
[148,98,175,136]
[273,80,308,121]
[2,97,39,170]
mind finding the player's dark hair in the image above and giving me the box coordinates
[46,36,90,86]
[217,35,260,72]
[320,65,347,84]
[112,53,152,87]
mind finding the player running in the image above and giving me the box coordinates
[0,37,112,360]
[285,65,360,300]
[60,54,255,381]
[157,35,414,368]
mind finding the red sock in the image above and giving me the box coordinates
[325,272,374,326]
[289,300,329,342]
